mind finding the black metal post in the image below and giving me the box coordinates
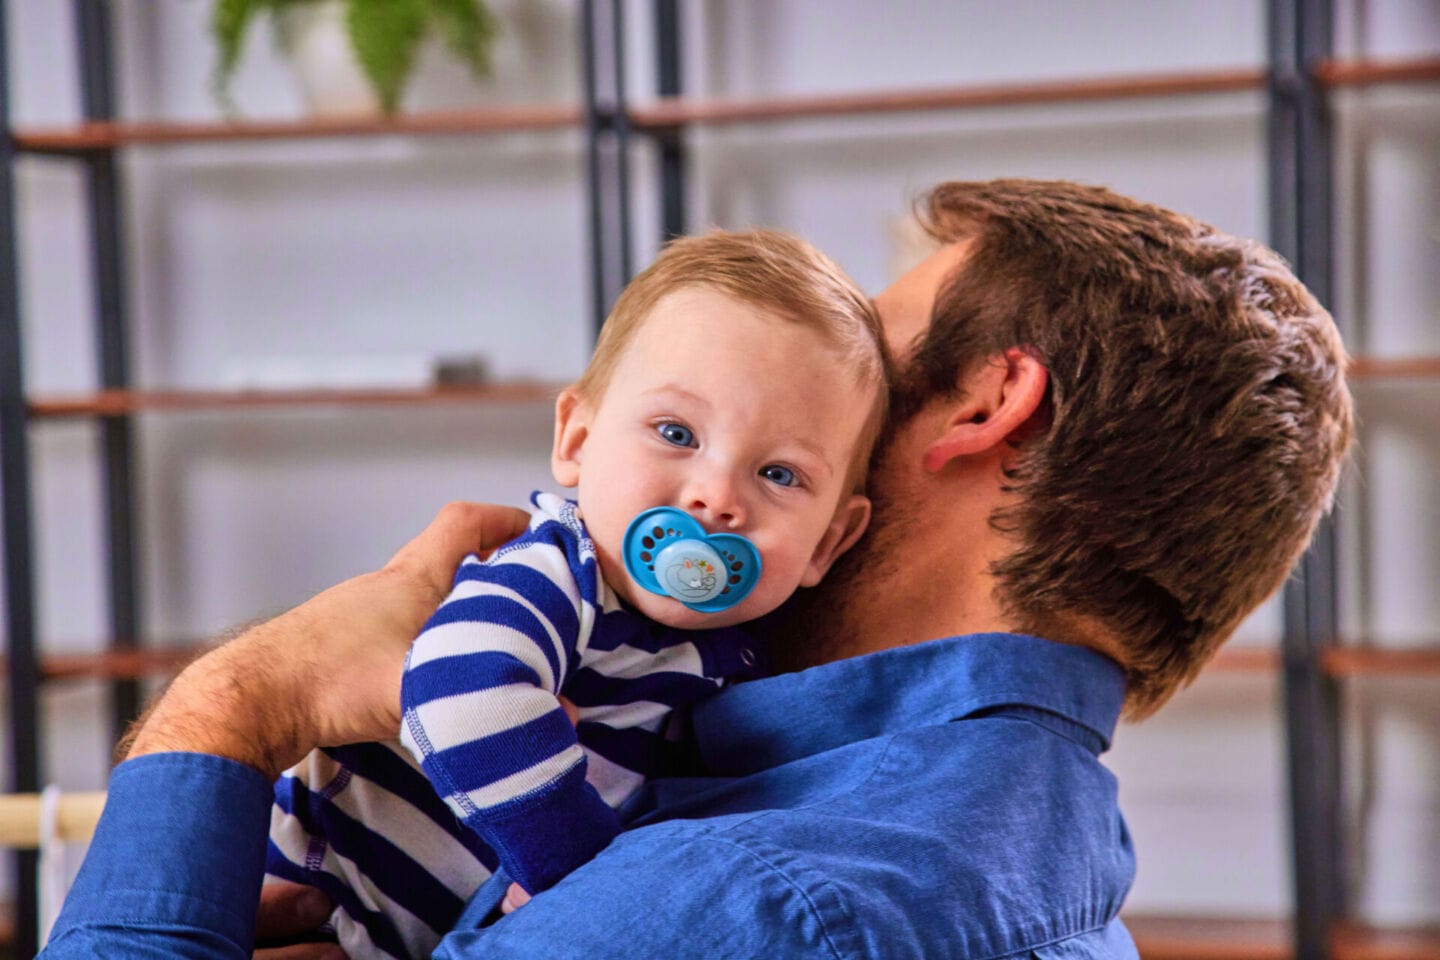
[610,0,632,286]
[580,0,633,333]
[76,0,143,747]
[655,0,686,240]
[0,0,42,951]
[1269,0,1343,957]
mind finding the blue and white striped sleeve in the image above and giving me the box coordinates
[398,514,620,894]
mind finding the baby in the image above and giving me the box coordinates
[265,229,889,959]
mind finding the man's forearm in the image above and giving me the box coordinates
[126,619,315,781]
[119,503,533,778]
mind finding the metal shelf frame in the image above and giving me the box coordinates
[1268,2,1347,959]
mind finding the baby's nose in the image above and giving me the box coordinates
[684,476,744,530]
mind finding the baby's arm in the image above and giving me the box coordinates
[399,534,619,895]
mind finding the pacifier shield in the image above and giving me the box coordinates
[621,508,762,613]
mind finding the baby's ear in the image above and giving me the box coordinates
[800,494,871,587]
[551,389,591,488]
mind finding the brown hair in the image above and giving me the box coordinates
[575,228,891,493]
[900,179,1353,718]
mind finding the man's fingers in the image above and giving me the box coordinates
[255,883,333,940]
[386,503,530,592]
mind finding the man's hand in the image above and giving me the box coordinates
[125,503,531,780]
[253,883,344,960]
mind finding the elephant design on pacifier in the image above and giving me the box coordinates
[622,507,762,613]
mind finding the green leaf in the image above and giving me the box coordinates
[210,0,262,112]
[424,0,500,78]
[346,0,427,114]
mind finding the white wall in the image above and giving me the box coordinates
[2,0,1436,928]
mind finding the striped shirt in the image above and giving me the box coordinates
[266,493,759,960]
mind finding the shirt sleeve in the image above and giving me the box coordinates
[398,532,619,895]
[40,753,272,960]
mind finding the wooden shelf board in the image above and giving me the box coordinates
[27,382,560,417]
[0,647,200,681]
[1332,921,1440,960]
[37,647,202,681]
[1347,356,1440,380]
[1126,915,1290,960]
[1315,56,1440,89]
[21,355,1435,419]
[1125,916,1440,960]
[1208,648,1281,673]
[629,67,1266,129]
[1322,646,1440,678]
[1205,646,1440,677]
[13,104,583,152]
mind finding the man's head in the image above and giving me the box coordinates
[865,179,1353,717]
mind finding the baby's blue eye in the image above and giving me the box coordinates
[760,464,797,487]
[658,423,695,447]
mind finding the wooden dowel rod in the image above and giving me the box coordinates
[0,792,106,848]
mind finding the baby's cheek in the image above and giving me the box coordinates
[734,556,806,620]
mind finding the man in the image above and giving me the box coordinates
[42,180,1352,959]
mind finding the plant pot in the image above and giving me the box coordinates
[274,0,382,118]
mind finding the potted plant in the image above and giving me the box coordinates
[211,0,499,116]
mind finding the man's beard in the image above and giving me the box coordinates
[762,434,921,674]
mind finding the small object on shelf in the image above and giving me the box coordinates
[433,353,492,386]
[211,0,500,116]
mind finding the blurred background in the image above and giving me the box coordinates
[0,0,1437,957]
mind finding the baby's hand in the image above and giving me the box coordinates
[500,884,532,915]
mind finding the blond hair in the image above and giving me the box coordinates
[574,229,891,492]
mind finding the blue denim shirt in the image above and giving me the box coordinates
[45,633,1137,959]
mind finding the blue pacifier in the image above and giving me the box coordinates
[622,507,763,613]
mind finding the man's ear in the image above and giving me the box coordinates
[923,348,1048,473]
[800,494,871,587]
[551,389,591,488]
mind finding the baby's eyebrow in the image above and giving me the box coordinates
[779,437,835,478]
[642,385,711,409]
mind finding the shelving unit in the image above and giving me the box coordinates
[0,1,1435,957]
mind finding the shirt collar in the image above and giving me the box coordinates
[690,632,1126,777]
